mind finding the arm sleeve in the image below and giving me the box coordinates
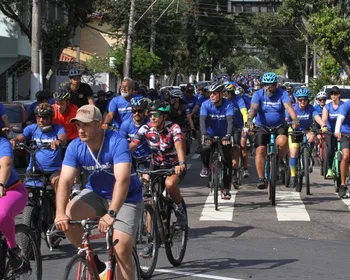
[226,116,233,135]
[335,115,345,134]
[200,115,207,135]
[240,108,248,124]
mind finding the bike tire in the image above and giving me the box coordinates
[137,203,159,279]
[270,153,277,206]
[304,148,310,195]
[164,202,188,267]
[185,133,191,155]
[22,205,41,258]
[333,153,341,193]
[212,160,219,211]
[14,224,42,280]
[323,142,328,179]
[133,246,142,280]
[63,254,98,280]
[296,157,303,192]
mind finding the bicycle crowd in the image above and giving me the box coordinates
[0,68,349,279]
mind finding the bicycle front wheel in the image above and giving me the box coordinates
[10,224,42,280]
[164,202,188,267]
[269,153,277,206]
[211,160,220,211]
[304,148,310,195]
[63,254,98,280]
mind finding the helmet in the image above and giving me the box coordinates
[203,86,209,92]
[35,90,51,102]
[316,91,327,99]
[262,72,278,84]
[138,87,148,96]
[131,97,151,109]
[53,88,71,101]
[68,69,82,78]
[209,83,225,93]
[106,91,114,97]
[186,83,194,92]
[34,103,54,117]
[235,86,245,96]
[294,88,310,99]
[149,88,158,97]
[148,100,170,112]
[97,90,106,96]
[170,88,183,98]
[224,82,236,93]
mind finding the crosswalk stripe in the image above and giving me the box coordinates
[187,163,192,169]
[200,190,237,221]
[340,197,350,210]
[191,154,200,160]
[275,191,310,221]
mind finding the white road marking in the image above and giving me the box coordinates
[148,268,245,280]
[192,154,201,160]
[275,191,310,221]
[340,196,350,210]
[200,190,236,221]
[187,163,192,169]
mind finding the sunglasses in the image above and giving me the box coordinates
[330,92,340,95]
[318,99,326,102]
[132,109,144,114]
[298,98,308,102]
[263,83,276,87]
[149,112,162,118]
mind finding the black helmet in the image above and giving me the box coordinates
[148,100,170,112]
[36,90,51,102]
[34,103,54,117]
[131,97,151,109]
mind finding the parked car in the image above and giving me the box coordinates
[313,85,350,106]
[3,102,28,167]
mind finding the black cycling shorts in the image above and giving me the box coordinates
[254,126,287,148]
[232,128,242,145]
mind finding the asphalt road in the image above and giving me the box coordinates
[15,146,350,280]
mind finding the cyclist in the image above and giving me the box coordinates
[200,83,234,199]
[148,88,159,101]
[314,91,328,155]
[106,91,114,102]
[11,103,66,191]
[334,99,350,197]
[182,84,198,112]
[223,83,250,180]
[286,88,327,188]
[323,86,344,179]
[130,100,187,225]
[0,129,28,271]
[247,72,298,189]
[286,84,296,104]
[26,90,53,124]
[103,77,141,130]
[95,90,109,115]
[55,105,143,279]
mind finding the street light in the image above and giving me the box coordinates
[215,2,220,12]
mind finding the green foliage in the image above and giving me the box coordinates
[318,52,340,78]
[85,55,112,74]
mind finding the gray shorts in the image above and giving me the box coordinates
[72,189,144,238]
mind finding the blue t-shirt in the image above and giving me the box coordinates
[241,94,251,110]
[108,95,142,128]
[63,130,142,202]
[196,95,209,107]
[200,99,234,137]
[0,103,6,128]
[286,104,318,130]
[23,124,65,172]
[338,101,350,133]
[251,88,291,127]
[325,101,344,132]
[231,96,246,128]
[0,137,19,188]
[182,95,198,111]
[119,118,151,158]
[313,104,324,115]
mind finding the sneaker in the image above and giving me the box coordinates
[200,167,209,178]
[7,246,24,271]
[326,169,334,179]
[257,178,266,189]
[140,243,153,259]
[338,185,348,198]
[221,188,231,200]
[243,169,250,178]
[175,202,187,226]
[289,176,296,188]
[94,255,106,275]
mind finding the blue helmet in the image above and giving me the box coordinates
[262,72,278,84]
[295,88,310,99]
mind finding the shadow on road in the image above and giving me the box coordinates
[189,225,254,239]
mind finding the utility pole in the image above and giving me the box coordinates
[123,0,136,78]
[149,2,156,89]
[313,43,317,79]
[30,0,41,99]
[305,43,309,86]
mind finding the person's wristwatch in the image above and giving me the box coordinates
[178,161,187,168]
[107,209,117,219]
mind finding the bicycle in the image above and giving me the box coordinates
[288,130,313,195]
[14,141,65,254]
[231,137,244,190]
[315,131,326,176]
[63,219,141,280]
[0,224,42,280]
[136,168,188,278]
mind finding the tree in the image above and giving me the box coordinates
[0,0,94,80]
[84,55,115,86]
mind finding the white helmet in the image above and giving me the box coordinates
[316,91,327,100]
[235,86,244,96]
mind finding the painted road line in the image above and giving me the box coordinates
[275,191,310,221]
[187,163,192,169]
[192,154,201,160]
[200,190,236,221]
[340,196,350,210]
[148,268,245,280]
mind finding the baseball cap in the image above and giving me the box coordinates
[70,105,102,123]
[330,86,341,94]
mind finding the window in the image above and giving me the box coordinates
[243,5,252,13]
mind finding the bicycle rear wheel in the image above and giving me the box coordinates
[212,159,220,211]
[10,224,42,280]
[164,202,188,267]
[136,203,159,279]
[269,153,277,206]
[63,254,98,280]
[132,246,142,280]
[296,156,303,192]
[304,148,310,195]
